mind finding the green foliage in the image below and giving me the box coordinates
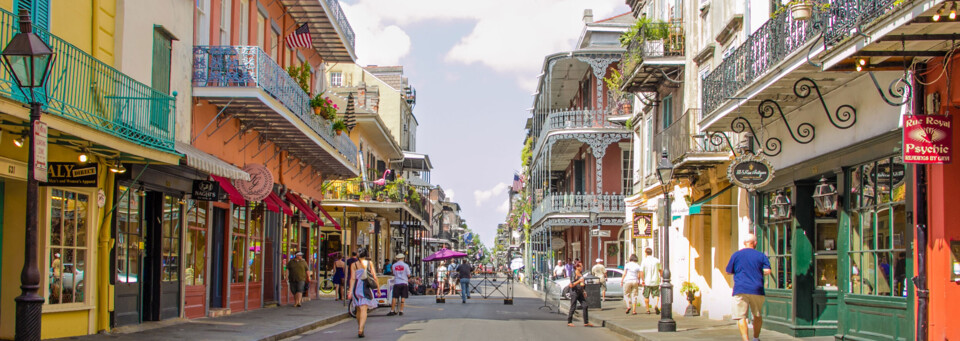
[771,0,831,18]
[603,68,624,100]
[619,17,669,47]
[311,93,338,120]
[409,189,421,205]
[680,281,700,294]
[287,63,312,94]
[332,118,347,133]
[625,117,633,130]
[520,137,534,170]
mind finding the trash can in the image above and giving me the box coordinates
[583,274,602,309]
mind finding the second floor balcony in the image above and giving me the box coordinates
[656,109,737,176]
[193,45,358,177]
[531,192,626,226]
[531,108,627,158]
[281,0,356,62]
[321,178,432,223]
[620,20,684,93]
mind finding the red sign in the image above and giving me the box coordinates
[234,164,274,201]
[903,115,952,164]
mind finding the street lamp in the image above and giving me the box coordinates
[655,151,677,332]
[812,177,838,214]
[2,9,55,341]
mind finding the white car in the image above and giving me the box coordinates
[554,268,624,300]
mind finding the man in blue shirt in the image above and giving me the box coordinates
[726,233,772,341]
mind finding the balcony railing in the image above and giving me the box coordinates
[620,21,684,80]
[322,179,431,220]
[323,0,356,53]
[701,0,912,118]
[658,109,737,164]
[532,109,623,151]
[0,9,176,153]
[531,193,626,225]
[192,45,357,165]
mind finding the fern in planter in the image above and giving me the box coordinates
[332,119,347,135]
[287,63,312,94]
[680,281,699,294]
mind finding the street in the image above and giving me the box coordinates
[288,284,626,341]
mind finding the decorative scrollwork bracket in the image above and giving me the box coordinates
[794,77,856,129]
[868,71,911,107]
[758,99,815,144]
[730,117,781,157]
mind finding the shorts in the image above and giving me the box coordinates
[392,283,410,299]
[289,280,307,294]
[642,285,660,298]
[732,294,765,319]
[623,282,640,297]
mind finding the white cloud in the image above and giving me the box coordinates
[341,0,628,89]
[474,182,509,207]
[496,199,510,214]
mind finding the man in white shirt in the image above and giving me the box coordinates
[388,254,412,316]
[621,254,642,314]
[553,260,565,280]
[639,248,663,314]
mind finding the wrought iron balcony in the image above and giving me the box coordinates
[0,9,176,153]
[192,45,358,168]
[531,109,624,152]
[531,193,625,225]
[657,109,736,171]
[281,0,356,62]
[620,21,684,92]
[700,0,912,120]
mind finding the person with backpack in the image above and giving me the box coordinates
[347,247,378,338]
[566,262,593,327]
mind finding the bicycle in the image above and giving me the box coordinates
[318,277,336,294]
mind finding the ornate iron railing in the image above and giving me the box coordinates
[324,0,356,52]
[658,108,737,164]
[193,45,357,166]
[322,179,431,220]
[531,193,625,225]
[532,109,622,153]
[620,21,684,80]
[0,9,176,153]
[701,0,914,119]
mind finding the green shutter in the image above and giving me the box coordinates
[150,28,172,130]
[15,0,50,32]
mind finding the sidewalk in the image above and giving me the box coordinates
[54,298,349,341]
[542,286,832,341]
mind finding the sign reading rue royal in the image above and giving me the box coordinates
[41,162,98,187]
[727,154,774,191]
[903,114,952,164]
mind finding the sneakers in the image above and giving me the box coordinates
[753,338,761,341]
[654,307,660,315]
[386,312,397,316]
[399,311,404,316]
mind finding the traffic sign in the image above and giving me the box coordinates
[590,229,610,237]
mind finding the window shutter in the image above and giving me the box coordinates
[150,28,173,130]
[16,0,51,32]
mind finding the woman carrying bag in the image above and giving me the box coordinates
[347,247,379,338]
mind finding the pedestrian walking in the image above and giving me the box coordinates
[564,259,575,279]
[621,254,642,314]
[639,248,662,314]
[347,248,378,338]
[566,262,594,327]
[456,261,474,303]
[384,258,394,275]
[591,258,607,301]
[345,251,358,300]
[333,254,346,301]
[387,254,411,316]
[437,260,448,297]
[448,261,459,296]
[553,260,565,280]
[725,233,772,341]
[286,252,309,307]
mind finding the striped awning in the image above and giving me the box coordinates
[175,142,250,181]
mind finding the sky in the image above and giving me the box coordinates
[339,0,631,248]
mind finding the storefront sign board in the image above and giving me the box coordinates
[33,120,47,182]
[728,154,774,191]
[192,180,221,201]
[234,164,274,202]
[903,114,952,164]
[41,162,98,187]
[633,212,653,239]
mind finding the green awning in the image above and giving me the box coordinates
[688,184,735,215]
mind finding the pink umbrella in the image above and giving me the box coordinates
[423,248,467,262]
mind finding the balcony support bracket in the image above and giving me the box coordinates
[758,99,815,144]
[730,117,781,157]
[794,77,856,129]
[708,132,738,157]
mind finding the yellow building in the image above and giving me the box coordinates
[0,0,182,338]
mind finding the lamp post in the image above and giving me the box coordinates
[655,151,676,332]
[1,9,55,341]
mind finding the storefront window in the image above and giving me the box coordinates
[185,200,208,286]
[760,188,793,290]
[161,195,181,282]
[248,203,264,282]
[48,189,90,304]
[231,205,248,283]
[848,156,907,297]
[116,186,142,284]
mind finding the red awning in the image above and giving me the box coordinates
[211,175,245,206]
[285,192,319,223]
[313,200,341,230]
[268,192,293,216]
[264,194,279,213]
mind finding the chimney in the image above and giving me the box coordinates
[583,9,594,23]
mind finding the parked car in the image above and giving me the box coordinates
[58,263,84,290]
[554,268,624,300]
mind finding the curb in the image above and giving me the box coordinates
[257,312,350,341]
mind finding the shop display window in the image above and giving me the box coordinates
[848,156,908,297]
[231,205,248,284]
[161,195,181,282]
[185,200,208,286]
[759,188,793,290]
[47,188,90,305]
[248,203,264,282]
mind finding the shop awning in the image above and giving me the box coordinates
[286,192,319,223]
[314,200,341,230]
[688,184,735,215]
[211,175,245,206]
[267,192,293,216]
[176,142,251,181]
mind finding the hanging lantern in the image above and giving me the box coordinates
[771,190,792,219]
[812,177,838,214]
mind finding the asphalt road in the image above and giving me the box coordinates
[287,281,627,341]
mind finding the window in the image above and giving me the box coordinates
[47,188,90,305]
[184,200,208,286]
[230,204,248,284]
[622,147,633,195]
[248,204,264,282]
[849,156,908,297]
[759,188,793,290]
[195,0,210,45]
[644,117,654,177]
[256,12,265,51]
[330,72,343,87]
[661,95,673,130]
[271,27,280,62]
[116,187,142,286]
[239,0,249,45]
[16,0,49,32]
[161,195,181,282]
[219,0,231,44]
[151,27,173,130]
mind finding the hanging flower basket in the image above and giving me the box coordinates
[790,3,813,21]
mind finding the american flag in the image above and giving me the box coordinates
[511,173,523,193]
[285,24,312,48]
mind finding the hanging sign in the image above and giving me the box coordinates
[632,211,653,239]
[41,162,98,187]
[903,115,952,164]
[728,153,774,191]
[33,120,48,182]
[192,180,221,201]
[234,164,274,201]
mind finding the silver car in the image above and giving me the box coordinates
[554,268,624,300]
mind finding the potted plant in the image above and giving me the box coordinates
[311,93,338,120]
[361,189,373,201]
[287,63,311,94]
[773,1,830,21]
[680,281,700,316]
[332,119,347,135]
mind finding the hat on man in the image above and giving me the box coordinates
[595,258,603,263]
[295,251,304,256]
[396,253,405,259]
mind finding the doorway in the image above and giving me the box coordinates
[209,206,226,308]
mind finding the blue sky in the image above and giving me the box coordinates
[340,0,630,247]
